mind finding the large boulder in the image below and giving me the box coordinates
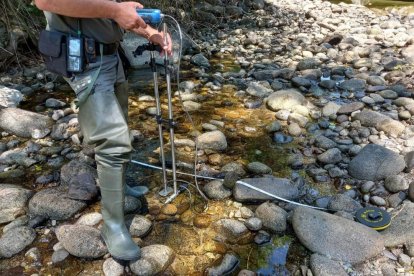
[266,89,306,112]
[348,144,405,181]
[56,224,107,258]
[292,207,384,264]
[0,108,53,138]
[233,177,299,203]
[381,201,414,247]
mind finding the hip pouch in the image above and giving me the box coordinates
[38,30,70,77]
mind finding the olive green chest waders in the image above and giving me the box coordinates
[66,52,142,260]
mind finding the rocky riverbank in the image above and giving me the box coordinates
[1,0,414,275]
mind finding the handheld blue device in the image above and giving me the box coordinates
[137,9,163,25]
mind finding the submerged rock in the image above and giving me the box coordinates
[197,130,228,151]
[292,207,384,264]
[206,253,239,276]
[233,177,299,203]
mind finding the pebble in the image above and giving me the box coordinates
[161,204,178,216]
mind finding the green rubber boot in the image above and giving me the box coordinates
[115,81,149,198]
[99,166,141,261]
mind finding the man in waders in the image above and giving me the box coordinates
[34,0,172,261]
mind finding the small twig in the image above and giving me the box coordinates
[0,46,13,55]
[246,247,253,270]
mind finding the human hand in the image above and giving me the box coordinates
[113,2,147,30]
[132,26,173,56]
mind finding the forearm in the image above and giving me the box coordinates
[34,0,119,19]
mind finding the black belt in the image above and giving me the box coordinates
[95,42,119,55]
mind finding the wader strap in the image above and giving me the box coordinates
[76,44,103,107]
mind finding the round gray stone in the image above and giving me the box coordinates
[255,202,287,233]
[56,224,107,258]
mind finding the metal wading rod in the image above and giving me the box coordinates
[163,22,179,201]
[130,160,328,210]
[150,49,171,197]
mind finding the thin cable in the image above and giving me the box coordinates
[163,14,209,202]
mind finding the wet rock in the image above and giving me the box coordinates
[388,192,406,208]
[0,226,36,258]
[197,130,227,151]
[61,160,97,186]
[246,162,272,174]
[293,207,384,264]
[0,184,33,224]
[0,108,53,139]
[353,110,405,137]
[327,194,362,213]
[124,196,142,214]
[206,253,239,276]
[0,86,23,108]
[370,196,386,206]
[130,245,175,276]
[315,135,337,149]
[348,144,405,181]
[103,258,124,276]
[193,214,212,228]
[255,202,287,233]
[183,101,201,111]
[384,175,409,193]
[76,212,102,226]
[266,89,306,112]
[67,172,98,201]
[322,102,341,117]
[56,224,107,258]
[51,249,69,264]
[361,181,375,193]
[297,58,320,71]
[337,102,364,115]
[221,162,246,177]
[382,201,414,247]
[288,122,302,136]
[273,132,293,144]
[190,53,210,68]
[28,187,87,220]
[265,121,281,132]
[203,180,232,200]
[45,98,66,108]
[216,219,249,239]
[233,177,299,203]
[254,230,271,245]
[317,148,342,164]
[161,204,177,216]
[245,217,262,231]
[310,254,348,276]
[338,79,366,92]
[125,215,152,237]
[3,215,28,233]
[246,81,273,98]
